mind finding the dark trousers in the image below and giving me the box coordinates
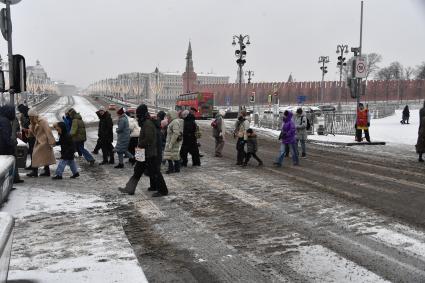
[236,138,246,165]
[180,143,201,166]
[244,152,262,165]
[93,140,101,153]
[100,142,114,162]
[167,160,180,173]
[355,129,370,142]
[125,157,168,195]
[128,137,138,157]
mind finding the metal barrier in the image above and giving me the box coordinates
[0,156,15,206]
[323,112,356,136]
[0,213,14,283]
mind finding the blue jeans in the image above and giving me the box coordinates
[276,143,299,165]
[76,142,95,162]
[296,139,306,156]
[55,159,78,176]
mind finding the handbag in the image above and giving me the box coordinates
[135,147,145,162]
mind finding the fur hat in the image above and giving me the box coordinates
[219,109,226,116]
[28,108,39,117]
[98,106,105,112]
[117,107,125,115]
[181,110,190,119]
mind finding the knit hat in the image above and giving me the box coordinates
[98,106,105,112]
[117,107,125,115]
[28,108,39,117]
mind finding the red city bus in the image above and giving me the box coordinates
[175,92,214,119]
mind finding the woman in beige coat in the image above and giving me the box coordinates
[163,110,183,174]
[26,109,56,177]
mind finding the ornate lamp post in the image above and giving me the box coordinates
[318,56,330,104]
[232,34,250,111]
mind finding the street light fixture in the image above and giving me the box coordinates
[245,70,254,84]
[232,34,250,111]
[318,56,330,104]
[336,44,349,106]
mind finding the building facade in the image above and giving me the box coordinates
[87,42,229,107]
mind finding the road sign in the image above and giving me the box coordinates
[225,96,231,106]
[297,95,306,104]
[249,91,255,103]
[355,56,367,78]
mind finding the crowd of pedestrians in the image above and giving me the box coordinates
[1,100,425,197]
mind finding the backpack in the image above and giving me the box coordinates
[211,119,218,128]
[306,117,311,131]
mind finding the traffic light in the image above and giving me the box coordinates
[337,55,347,66]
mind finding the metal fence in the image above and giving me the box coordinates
[323,113,356,135]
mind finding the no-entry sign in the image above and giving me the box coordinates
[355,56,367,78]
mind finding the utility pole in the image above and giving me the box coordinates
[232,34,250,111]
[0,0,22,105]
[318,56,329,104]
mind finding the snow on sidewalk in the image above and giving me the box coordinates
[3,186,147,283]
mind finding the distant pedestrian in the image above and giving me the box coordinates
[243,128,263,167]
[67,108,95,165]
[26,109,56,177]
[127,111,141,157]
[119,104,168,197]
[355,103,371,142]
[11,112,23,183]
[18,104,35,170]
[416,101,425,162]
[233,111,249,165]
[295,107,307,157]
[212,109,226,157]
[180,110,201,167]
[401,105,410,124]
[163,110,183,174]
[114,107,135,168]
[52,122,79,179]
[96,107,114,165]
[157,110,167,163]
[274,110,299,167]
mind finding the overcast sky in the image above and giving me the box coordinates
[2,0,425,88]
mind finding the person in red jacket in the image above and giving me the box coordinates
[355,103,371,142]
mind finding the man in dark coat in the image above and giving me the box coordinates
[119,104,168,197]
[96,108,114,165]
[0,105,24,183]
[417,100,425,162]
[0,105,14,155]
[180,110,201,167]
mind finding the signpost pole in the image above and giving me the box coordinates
[357,1,364,105]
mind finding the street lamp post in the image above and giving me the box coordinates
[318,56,329,104]
[336,44,349,107]
[232,34,250,111]
[245,70,254,84]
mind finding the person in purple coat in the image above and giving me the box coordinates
[274,110,299,167]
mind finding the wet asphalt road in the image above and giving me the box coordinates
[34,96,425,282]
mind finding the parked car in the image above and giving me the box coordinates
[108,104,116,111]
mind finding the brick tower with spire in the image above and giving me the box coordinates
[182,41,197,93]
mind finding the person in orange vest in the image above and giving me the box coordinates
[355,103,371,142]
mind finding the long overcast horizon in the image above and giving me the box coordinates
[2,0,425,88]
